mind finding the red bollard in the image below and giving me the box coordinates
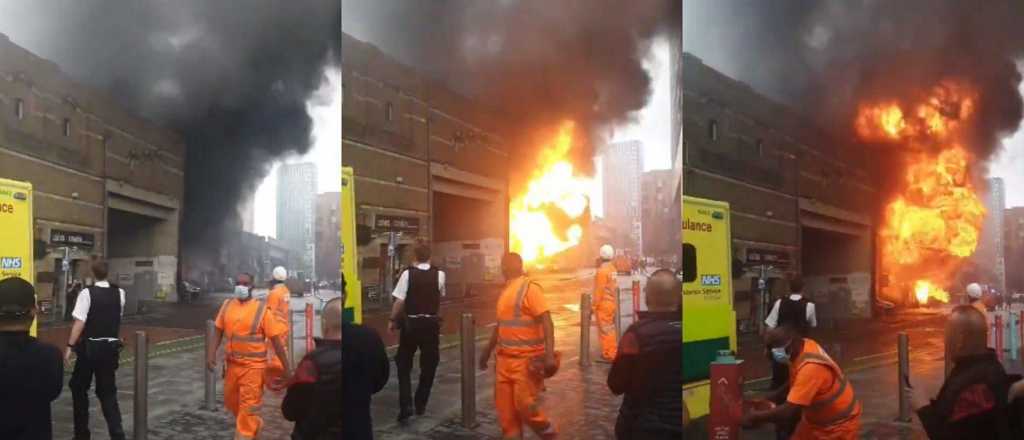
[305,303,314,352]
[996,314,1004,361]
[632,279,641,316]
[709,351,744,440]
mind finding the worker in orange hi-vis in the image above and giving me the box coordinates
[264,266,291,391]
[741,324,862,440]
[594,244,619,362]
[480,253,560,440]
[207,273,292,440]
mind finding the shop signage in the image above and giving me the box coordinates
[374,215,420,233]
[50,229,95,248]
[746,248,791,267]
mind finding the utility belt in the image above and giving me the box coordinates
[396,314,442,331]
[76,338,124,367]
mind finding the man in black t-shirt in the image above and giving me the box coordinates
[0,277,64,440]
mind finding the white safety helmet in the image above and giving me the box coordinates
[599,244,614,260]
[273,266,288,281]
[966,282,983,299]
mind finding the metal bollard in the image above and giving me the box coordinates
[580,293,592,367]
[204,320,216,410]
[632,279,641,318]
[305,303,315,352]
[460,313,477,428]
[996,314,1005,362]
[287,307,295,369]
[614,283,622,337]
[897,332,911,422]
[134,331,149,440]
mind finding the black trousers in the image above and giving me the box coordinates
[70,341,125,440]
[395,317,441,412]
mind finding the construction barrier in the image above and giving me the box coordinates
[305,303,315,352]
[632,279,641,317]
[989,306,1024,361]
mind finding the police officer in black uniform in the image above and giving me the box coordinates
[608,269,684,439]
[763,276,816,440]
[388,242,445,422]
[64,259,126,440]
[283,296,343,439]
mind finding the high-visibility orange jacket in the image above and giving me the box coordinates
[496,277,550,358]
[787,338,862,439]
[267,283,291,326]
[594,262,617,306]
[215,297,288,367]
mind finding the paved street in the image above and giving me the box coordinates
[47,292,336,439]
[371,269,651,439]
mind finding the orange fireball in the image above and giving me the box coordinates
[509,121,594,265]
[856,79,983,305]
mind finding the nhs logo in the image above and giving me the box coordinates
[701,274,721,286]
[1,257,22,270]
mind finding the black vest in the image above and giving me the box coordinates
[404,266,440,316]
[292,339,342,440]
[619,311,683,434]
[778,296,810,334]
[83,284,121,339]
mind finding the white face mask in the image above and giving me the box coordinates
[234,285,251,299]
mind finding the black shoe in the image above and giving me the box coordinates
[398,407,414,423]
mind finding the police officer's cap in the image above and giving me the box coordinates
[0,277,36,319]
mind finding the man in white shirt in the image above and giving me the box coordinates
[64,259,127,440]
[389,242,446,422]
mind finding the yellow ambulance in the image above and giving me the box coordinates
[341,167,362,324]
[0,178,36,336]
[682,195,737,421]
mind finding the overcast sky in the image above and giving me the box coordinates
[988,80,1024,209]
[252,69,341,238]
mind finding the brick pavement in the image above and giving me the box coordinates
[49,295,327,439]
[373,270,645,439]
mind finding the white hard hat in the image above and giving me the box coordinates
[599,244,614,260]
[966,283,982,299]
[273,266,287,281]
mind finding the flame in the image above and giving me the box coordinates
[914,280,950,304]
[856,80,983,305]
[509,121,593,265]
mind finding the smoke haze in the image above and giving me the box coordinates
[0,1,340,250]
[683,0,1024,166]
[343,0,682,181]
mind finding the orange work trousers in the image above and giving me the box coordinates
[225,363,265,439]
[595,300,617,360]
[264,345,286,393]
[495,355,557,439]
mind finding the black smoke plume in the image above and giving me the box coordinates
[684,0,1024,169]
[0,1,340,250]
[344,0,681,185]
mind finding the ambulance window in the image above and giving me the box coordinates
[682,243,697,283]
